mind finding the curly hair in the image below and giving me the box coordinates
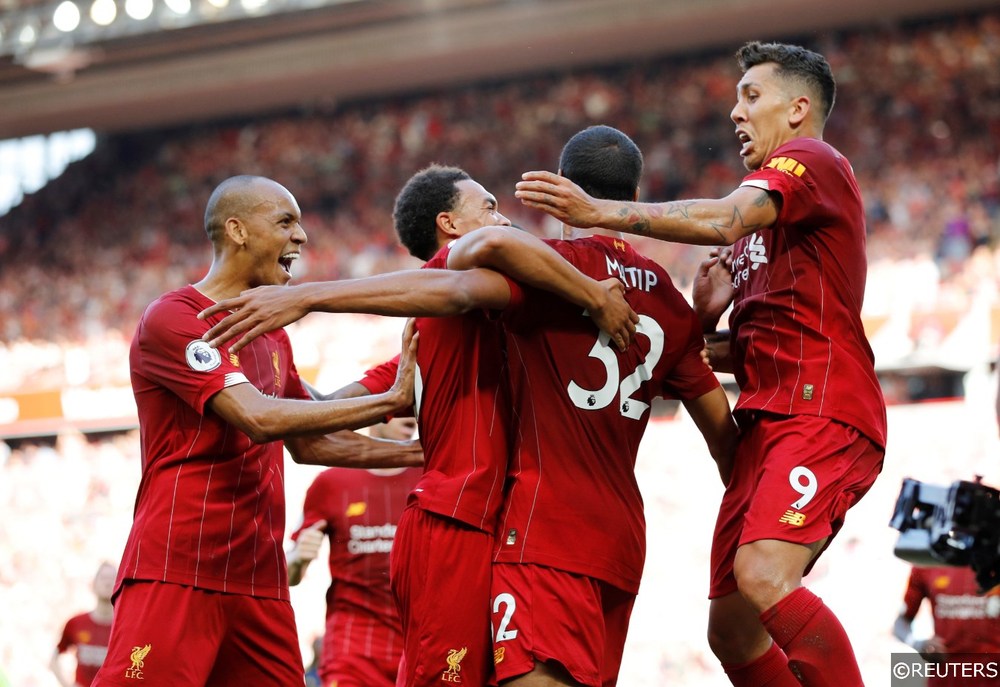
[392,165,471,261]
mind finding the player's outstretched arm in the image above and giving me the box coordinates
[207,321,419,443]
[683,386,739,486]
[515,171,779,246]
[447,225,638,350]
[287,431,422,469]
[200,269,510,352]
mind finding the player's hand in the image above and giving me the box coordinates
[693,248,734,334]
[198,285,309,353]
[389,319,419,411]
[591,278,638,352]
[293,520,327,563]
[515,171,605,228]
[915,636,947,661]
[701,332,732,374]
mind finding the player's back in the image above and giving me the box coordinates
[495,235,719,592]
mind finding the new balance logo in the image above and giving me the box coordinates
[779,510,807,526]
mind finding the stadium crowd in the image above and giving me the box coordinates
[0,9,998,394]
[2,7,1000,687]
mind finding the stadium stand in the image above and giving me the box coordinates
[0,6,998,686]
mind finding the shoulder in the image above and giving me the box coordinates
[425,245,451,268]
[768,138,847,173]
[139,286,203,332]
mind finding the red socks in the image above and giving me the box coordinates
[759,587,864,687]
[722,641,802,687]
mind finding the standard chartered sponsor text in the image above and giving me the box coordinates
[349,523,396,554]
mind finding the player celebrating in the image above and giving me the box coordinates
[93,175,420,687]
[448,125,737,686]
[200,166,637,687]
[515,43,887,687]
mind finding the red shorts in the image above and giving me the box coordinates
[709,413,884,598]
[490,563,635,687]
[390,505,493,687]
[321,651,398,687]
[320,612,400,687]
[92,580,304,686]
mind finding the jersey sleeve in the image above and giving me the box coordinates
[901,567,928,620]
[498,238,576,330]
[290,471,333,542]
[55,618,74,653]
[357,356,399,395]
[135,298,249,415]
[740,140,838,230]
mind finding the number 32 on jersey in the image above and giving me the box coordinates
[567,314,663,421]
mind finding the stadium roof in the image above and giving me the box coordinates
[0,0,993,138]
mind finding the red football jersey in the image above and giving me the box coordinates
[57,612,112,686]
[121,285,309,601]
[904,566,1000,654]
[732,138,887,448]
[493,235,720,593]
[290,467,421,670]
[359,246,512,533]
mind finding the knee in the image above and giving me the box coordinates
[733,547,801,613]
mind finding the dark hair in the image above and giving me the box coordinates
[393,164,471,261]
[736,41,836,122]
[559,125,643,202]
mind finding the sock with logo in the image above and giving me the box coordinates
[759,587,863,687]
[722,640,803,686]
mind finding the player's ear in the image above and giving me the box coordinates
[224,217,248,246]
[789,94,810,128]
[436,211,459,239]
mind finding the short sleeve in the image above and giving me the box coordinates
[357,356,399,395]
[901,568,927,620]
[134,297,249,415]
[740,140,836,230]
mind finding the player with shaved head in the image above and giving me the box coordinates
[93,175,421,687]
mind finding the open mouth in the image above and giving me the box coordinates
[279,252,299,275]
[737,131,752,156]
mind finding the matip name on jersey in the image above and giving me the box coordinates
[605,255,659,292]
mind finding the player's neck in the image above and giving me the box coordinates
[192,265,252,303]
[562,226,625,243]
[367,467,408,476]
[91,601,113,624]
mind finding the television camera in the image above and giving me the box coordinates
[889,476,1000,594]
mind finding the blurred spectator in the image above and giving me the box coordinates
[0,10,997,397]
[49,561,116,687]
[893,565,1000,686]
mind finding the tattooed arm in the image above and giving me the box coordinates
[515,171,780,246]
